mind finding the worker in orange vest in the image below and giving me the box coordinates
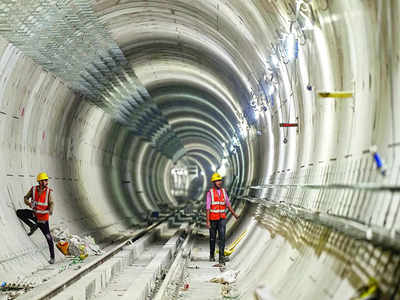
[16,172,55,264]
[206,173,238,265]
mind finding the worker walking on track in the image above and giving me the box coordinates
[16,172,55,264]
[206,172,238,266]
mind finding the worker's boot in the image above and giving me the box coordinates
[28,224,38,236]
[219,256,225,266]
[209,256,215,262]
[48,257,55,264]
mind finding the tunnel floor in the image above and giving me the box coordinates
[2,203,399,300]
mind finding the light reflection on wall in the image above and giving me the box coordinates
[170,166,189,198]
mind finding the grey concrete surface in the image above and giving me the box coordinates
[0,1,399,299]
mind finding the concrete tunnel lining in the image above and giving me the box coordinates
[0,0,399,299]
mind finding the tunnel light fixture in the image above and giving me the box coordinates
[223,149,229,158]
[171,167,188,176]
[271,54,280,68]
[232,136,240,148]
[217,164,227,177]
[296,0,316,31]
[299,14,314,31]
[267,84,275,96]
[221,158,229,166]
[285,33,299,61]
[239,122,248,138]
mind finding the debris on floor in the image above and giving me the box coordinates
[222,283,240,299]
[254,285,276,300]
[0,280,35,300]
[0,281,34,291]
[58,256,86,273]
[209,269,239,284]
[52,225,103,258]
[187,265,199,269]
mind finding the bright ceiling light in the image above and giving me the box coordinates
[286,33,298,61]
[271,54,280,67]
[268,84,275,96]
[217,164,227,177]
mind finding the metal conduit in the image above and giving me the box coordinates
[241,196,400,253]
[249,183,400,192]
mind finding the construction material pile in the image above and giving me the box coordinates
[51,225,103,259]
[0,280,35,300]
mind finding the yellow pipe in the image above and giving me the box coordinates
[223,230,247,256]
[318,91,353,98]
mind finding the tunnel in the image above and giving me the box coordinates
[0,0,399,299]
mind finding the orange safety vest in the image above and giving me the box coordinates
[32,186,51,221]
[209,188,227,220]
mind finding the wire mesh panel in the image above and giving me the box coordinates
[0,0,183,159]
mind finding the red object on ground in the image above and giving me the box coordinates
[279,123,298,127]
[183,283,189,290]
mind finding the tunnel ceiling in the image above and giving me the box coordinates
[0,0,358,224]
[94,0,282,184]
[0,0,275,191]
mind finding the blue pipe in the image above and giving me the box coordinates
[373,152,383,169]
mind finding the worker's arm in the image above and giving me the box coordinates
[23,188,33,207]
[48,190,54,215]
[227,204,239,219]
[224,191,238,219]
[206,191,211,228]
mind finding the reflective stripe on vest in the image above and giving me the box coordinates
[209,209,225,213]
[35,210,50,214]
[209,188,226,220]
[32,186,50,221]
[32,186,49,207]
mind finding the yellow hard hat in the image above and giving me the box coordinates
[37,172,49,182]
[211,172,223,182]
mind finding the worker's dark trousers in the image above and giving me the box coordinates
[209,218,226,262]
[16,209,55,259]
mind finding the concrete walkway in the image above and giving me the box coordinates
[180,240,226,300]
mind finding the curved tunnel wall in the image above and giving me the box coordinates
[0,39,135,274]
[0,0,399,298]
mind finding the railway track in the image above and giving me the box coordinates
[16,219,190,300]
